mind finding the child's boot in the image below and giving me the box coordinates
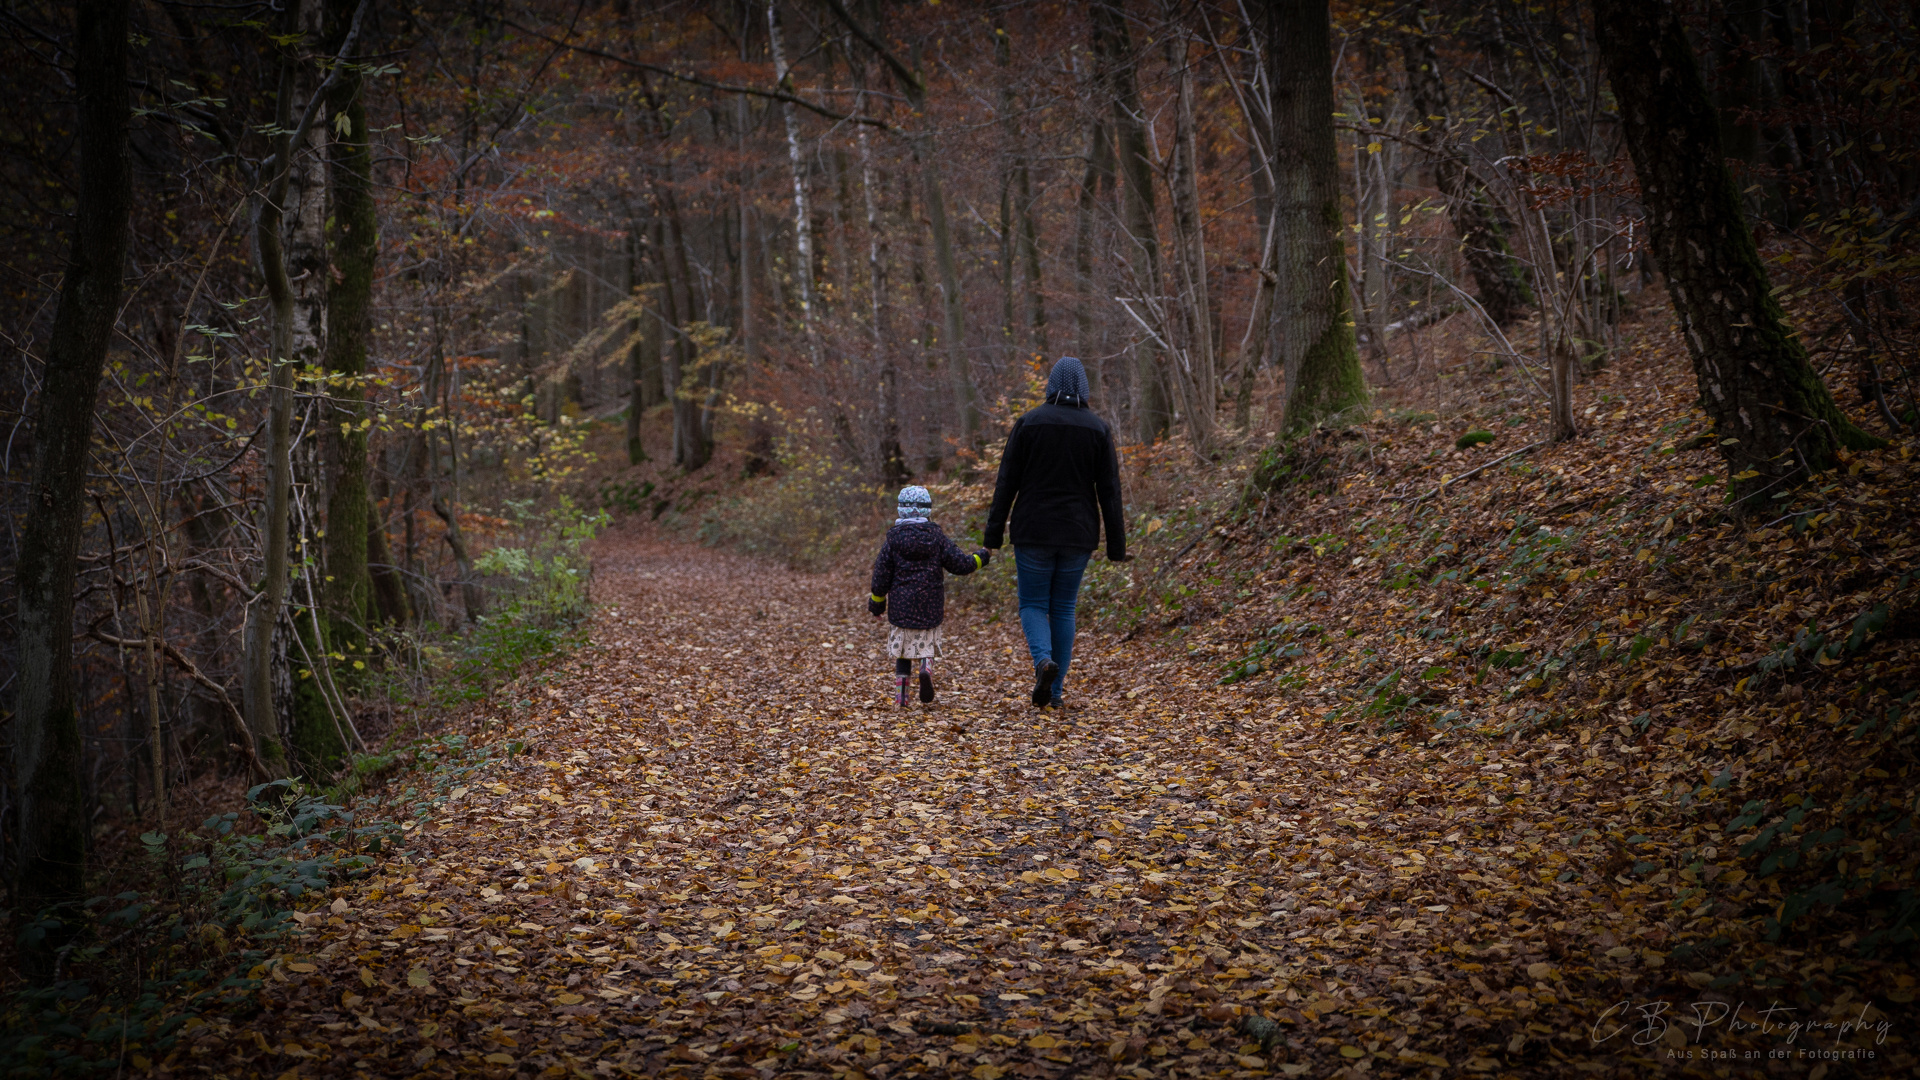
[918,658,935,703]
[894,659,912,706]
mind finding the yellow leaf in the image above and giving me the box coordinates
[484,1052,515,1065]
[555,992,584,1005]
[285,962,316,974]
[359,967,375,988]
[1340,1044,1364,1058]
[1366,141,1383,153]
[1028,1034,1058,1049]
[406,967,430,988]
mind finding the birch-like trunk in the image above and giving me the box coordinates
[767,2,823,369]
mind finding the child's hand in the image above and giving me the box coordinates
[974,548,993,568]
[868,596,886,617]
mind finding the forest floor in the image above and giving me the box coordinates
[150,308,1920,1079]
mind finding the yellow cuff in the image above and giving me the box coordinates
[972,554,984,569]
[870,594,885,603]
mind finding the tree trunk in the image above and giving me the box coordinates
[367,494,410,627]
[919,146,977,447]
[856,81,908,487]
[286,0,329,376]
[1235,226,1278,432]
[1166,30,1216,449]
[995,22,1048,359]
[661,186,712,470]
[1593,0,1880,503]
[1072,119,1114,399]
[766,1,824,369]
[1224,34,1274,431]
[624,224,649,463]
[242,38,304,769]
[324,0,374,658]
[1093,0,1171,442]
[1403,27,1532,327]
[12,0,132,975]
[1268,0,1366,439]
[428,346,483,622]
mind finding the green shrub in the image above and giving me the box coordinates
[442,497,606,705]
[1455,430,1496,449]
[0,785,392,1074]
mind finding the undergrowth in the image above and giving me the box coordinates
[0,735,511,1076]
[433,497,605,708]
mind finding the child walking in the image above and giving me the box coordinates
[868,485,991,705]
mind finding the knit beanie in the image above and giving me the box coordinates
[1045,356,1091,406]
[896,484,932,523]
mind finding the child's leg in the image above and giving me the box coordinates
[895,658,912,706]
[917,656,935,703]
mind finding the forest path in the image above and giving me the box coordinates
[238,530,1592,1078]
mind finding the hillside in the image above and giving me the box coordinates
[537,303,1919,1074]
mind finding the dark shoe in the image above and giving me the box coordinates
[1031,660,1058,707]
[919,670,935,703]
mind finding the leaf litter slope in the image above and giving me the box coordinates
[213,507,1908,1078]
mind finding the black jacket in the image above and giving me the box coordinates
[984,402,1126,558]
[869,521,984,630]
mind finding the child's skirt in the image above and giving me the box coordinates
[887,625,942,659]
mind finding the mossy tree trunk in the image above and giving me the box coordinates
[1269,0,1366,439]
[1593,0,1881,506]
[12,0,132,978]
[324,0,375,661]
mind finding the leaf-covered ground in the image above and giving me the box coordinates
[162,332,1919,1080]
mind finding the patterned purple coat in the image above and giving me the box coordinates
[869,522,984,630]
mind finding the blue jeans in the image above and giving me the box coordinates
[1014,546,1091,702]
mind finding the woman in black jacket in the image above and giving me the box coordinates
[983,357,1129,707]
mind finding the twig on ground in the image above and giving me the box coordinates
[1408,441,1547,504]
